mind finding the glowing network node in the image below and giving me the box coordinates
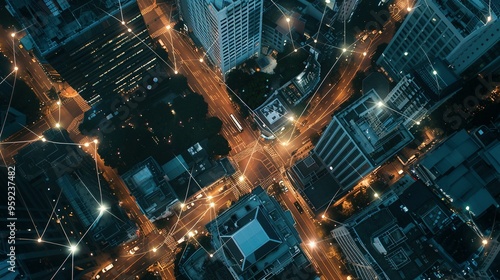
[166,25,171,30]
[321,215,325,219]
[69,244,78,253]
[377,101,384,107]
[188,231,195,237]
[56,101,61,105]
[466,206,470,211]
[374,192,379,198]
[363,52,367,56]
[433,70,438,75]
[98,204,108,214]
[416,121,421,125]
[174,70,178,74]
[238,175,245,182]
[288,116,295,121]
[121,21,125,25]
[286,17,290,23]
[152,248,157,252]
[84,142,90,147]
[404,52,408,56]
[41,137,47,142]
[199,58,204,62]
[181,203,186,208]
[326,0,331,3]
[314,39,317,43]
[294,49,298,52]
[93,139,99,144]
[308,241,317,248]
[487,16,492,22]
[10,33,15,37]
[208,195,213,200]
[342,48,347,53]
[210,202,215,208]
[37,238,42,243]
[209,254,213,258]
[407,7,412,12]
[14,66,18,71]
[482,239,488,245]
[55,123,60,128]
[127,28,132,32]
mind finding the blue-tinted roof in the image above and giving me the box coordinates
[221,207,281,270]
[162,155,188,181]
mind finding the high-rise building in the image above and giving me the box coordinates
[179,0,263,73]
[6,0,161,106]
[313,89,414,189]
[383,74,429,128]
[377,0,498,81]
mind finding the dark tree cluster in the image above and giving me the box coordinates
[80,75,229,173]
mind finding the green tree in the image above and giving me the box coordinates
[207,134,231,158]
[173,93,208,121]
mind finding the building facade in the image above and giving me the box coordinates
[314,89,414,190]
[377,0,497,81]
[180,0,263,73]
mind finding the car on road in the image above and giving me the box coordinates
[102,263,114,273]
[294,201,304,214]
[279,180,288,192]
[129,246,139,255]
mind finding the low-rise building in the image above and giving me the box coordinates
[203,186,311,280]
[414,126,500,217]
[332,180,484,279]
[122,157,179,222]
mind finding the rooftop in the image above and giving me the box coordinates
[417,129,500,216]
[122,157,178,221]
[206,186,309,279]
[336,89,414,164]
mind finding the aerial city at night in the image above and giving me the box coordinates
[1,0,499,279]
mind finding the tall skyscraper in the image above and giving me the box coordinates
[6,0,161,106]
[377,0,498,81]
[179,0,263,73]
[313,90,414,189]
